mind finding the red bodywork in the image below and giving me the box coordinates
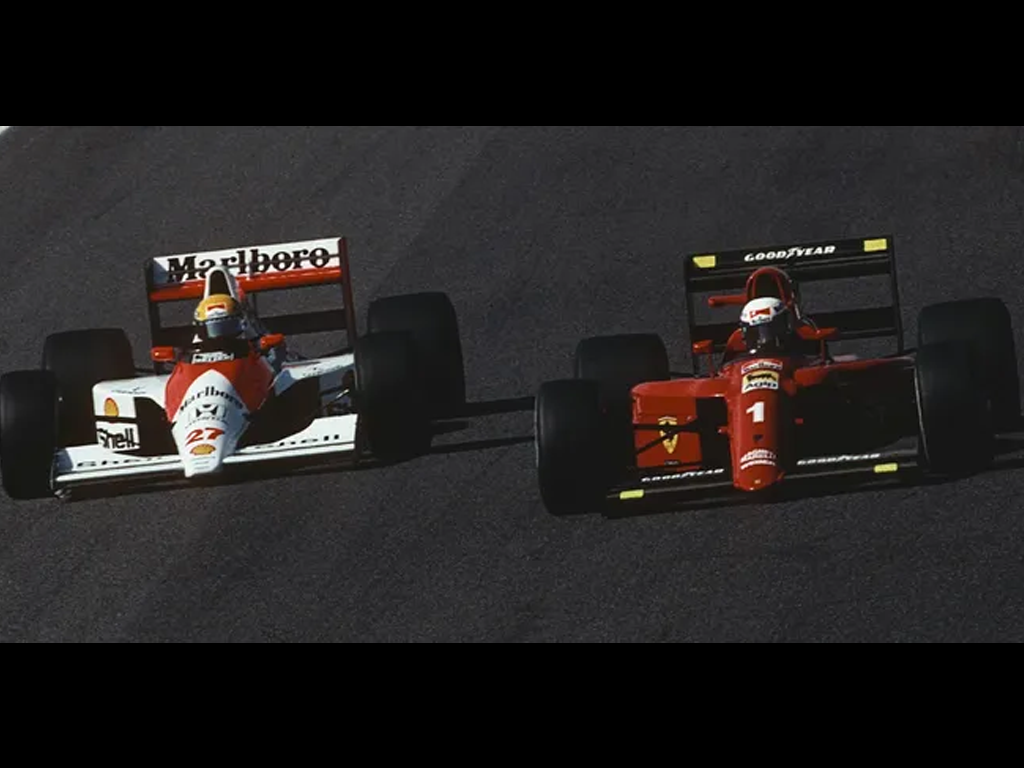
[632,267,910,493]
[163,346,275,422]
[632,356,906,492]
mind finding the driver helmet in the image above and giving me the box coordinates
[739,297,794,354]
[194,293,246,340]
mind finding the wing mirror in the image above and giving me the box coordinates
[707,294,747,308]
[259,333,285,352]
[803,326,838,341]
[151,346,177,362]
[692,339,716,375]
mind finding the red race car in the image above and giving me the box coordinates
[535,236,1020,517]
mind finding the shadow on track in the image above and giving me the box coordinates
[428,395,534,455]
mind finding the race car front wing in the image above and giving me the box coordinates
[51,414,360,494]
[606,445,923,514]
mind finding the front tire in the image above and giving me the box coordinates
[0,371,58,500]
[536,379,616,517]
[915,341,994,476]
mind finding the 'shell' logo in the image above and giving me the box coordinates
[96,424,139,452]
[658,416,679,454]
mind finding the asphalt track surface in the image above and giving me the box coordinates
[3,125,1024,642]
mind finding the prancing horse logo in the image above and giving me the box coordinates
[658,416,679,454]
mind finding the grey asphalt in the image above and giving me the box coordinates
[2,125,1024,642]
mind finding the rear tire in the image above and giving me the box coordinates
[42,329,136,447]
[355,331,430,463]
[0,371,58,500]
[367,292,466,418]
[915,341,994,476]
[574,333,670,401]
[918,298,1019,427]
[574,334,669,468]
[535,379,614,517]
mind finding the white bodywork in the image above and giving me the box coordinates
[54,352,359,489]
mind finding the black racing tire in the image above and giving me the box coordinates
[535,379,615,517]
[355,331,430,463]
[367,292,465,418]
[915,341,994,476]
[574,334,669,468]
[574,333,670,403]
[918,298,1019,427]
[0,371,58,500]
[42,329,136,447]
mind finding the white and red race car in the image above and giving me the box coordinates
[0,237,465,500]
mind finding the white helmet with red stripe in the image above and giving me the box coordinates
[739,297,794,354]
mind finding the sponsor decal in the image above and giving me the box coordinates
[186,427,226,445]
[190,444,216,456]
[741,360,784,375]
[179,385,245,413]
[78,455,177,468]
[740,448,777,470]
[742,370,780,394]
[111,385,148,396]
[744,245,837,263]
[641,468,726,484]
[797,453,882,467]
[658,416,679,454]
[191,351,234,363]
[103,398,120,418]
[165,247,335,283]
[96,423,140,452]
[246,434,346,451]
[191,402,225,422]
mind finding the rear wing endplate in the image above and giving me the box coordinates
[144,236,357,349]
[683,235,904,363]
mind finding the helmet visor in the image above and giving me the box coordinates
[205,315,243,339]
[744,312,789,352]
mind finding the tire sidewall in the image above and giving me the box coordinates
[915,341,993,475]
[355,331,429,462]
[0,371,58,500]
[536,379,612,516]
[367,293,465,417]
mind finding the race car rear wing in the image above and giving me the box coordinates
[144,237,358,349]
[682,235,904,364]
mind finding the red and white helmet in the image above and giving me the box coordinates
[739,297,794,353]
